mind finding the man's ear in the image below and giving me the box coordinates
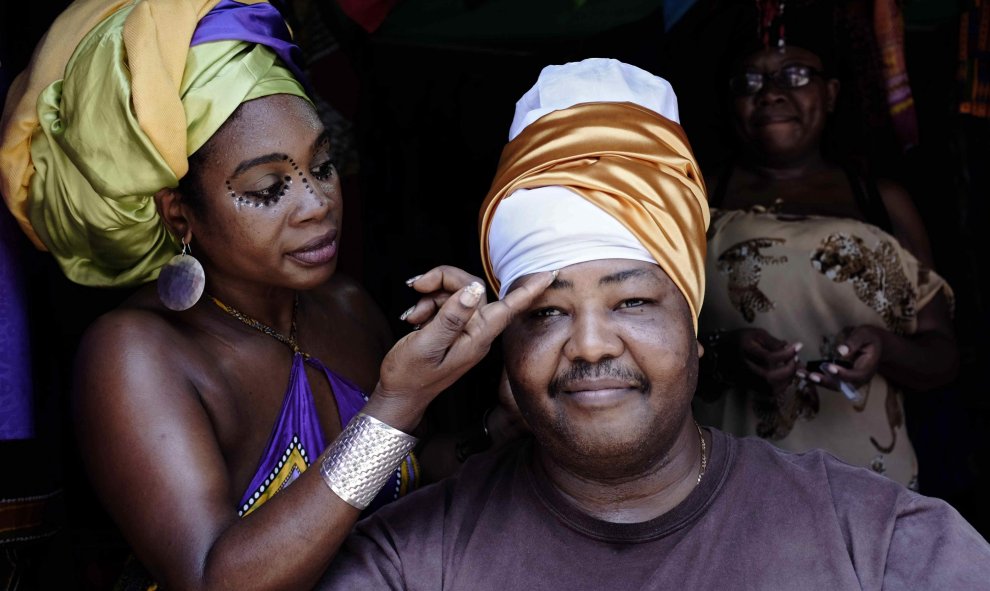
[825,78,840,113]
[154,188,192,243]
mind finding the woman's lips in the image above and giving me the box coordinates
[288,232,338,265]
[753,113,798,127]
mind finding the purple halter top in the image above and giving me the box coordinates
[236,352,419,517]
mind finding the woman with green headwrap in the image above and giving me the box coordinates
[0,1,553,588]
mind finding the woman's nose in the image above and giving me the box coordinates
[291,177,338,224]
[756,84,786,105]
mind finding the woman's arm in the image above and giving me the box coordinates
[74,274,553,591]
[74,311,362,591]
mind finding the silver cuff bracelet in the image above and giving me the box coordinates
[319,413,418,510]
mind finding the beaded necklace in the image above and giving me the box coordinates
[209,293,310,359]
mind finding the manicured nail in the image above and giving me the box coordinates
[399,306,415,322]
[460,282,484,306]
[825,364,839,375]
[809,373,822,383]
[405,274,423,287]
[837,344,850,356]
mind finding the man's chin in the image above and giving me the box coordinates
[538,425,655,475]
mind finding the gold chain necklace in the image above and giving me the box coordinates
[695,421,707,485]
[209,293,309,358]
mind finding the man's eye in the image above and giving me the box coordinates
[618,298,649,309]
[312,159,336,181]
[532,307,562,318]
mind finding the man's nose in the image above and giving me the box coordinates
[563,311,624,364]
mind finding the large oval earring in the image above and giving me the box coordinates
[157,239,206,311]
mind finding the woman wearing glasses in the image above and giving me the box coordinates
[694,13,957,488]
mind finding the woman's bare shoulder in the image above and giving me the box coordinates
[73,288,216,411]
[79,293,195,361]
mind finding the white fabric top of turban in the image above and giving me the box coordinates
[507,57,680,141]
[490,58,680,298]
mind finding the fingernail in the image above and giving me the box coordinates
[826,364,839,375]
[837,344,850,356]
[413,323,422,331]
[809,374,821,383]
[460,282,484,306]
[551,269,559,281]
[399,306,415,322]
[793,342,803,353]
[796,369,807,379]
[793,355,800,363]
[405,274,423,287]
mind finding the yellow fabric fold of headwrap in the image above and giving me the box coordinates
[479,102,711,331]
[0,0,309,287]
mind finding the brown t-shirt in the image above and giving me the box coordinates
[320,429,990,590]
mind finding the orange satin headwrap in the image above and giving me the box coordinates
[479,101,710,330]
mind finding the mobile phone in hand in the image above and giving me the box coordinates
[805,359,853,374]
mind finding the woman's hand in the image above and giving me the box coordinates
[805,325,884,390]
[724,328,802,398]
[398,266,487,329]
[364,269,556,432]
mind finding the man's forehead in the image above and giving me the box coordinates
[511,259,667,293]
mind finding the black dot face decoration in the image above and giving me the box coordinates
[225,145,337,210]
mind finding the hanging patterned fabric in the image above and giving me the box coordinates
[959,0,990,119]
[874,0,919,150]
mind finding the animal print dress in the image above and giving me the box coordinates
[696,208,950,488]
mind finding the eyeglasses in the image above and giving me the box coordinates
[729,65,823,96]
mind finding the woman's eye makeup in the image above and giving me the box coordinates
[226,176,289,207]
[311,136,337,183]
[225,142,336,208]
[312,158,336,182]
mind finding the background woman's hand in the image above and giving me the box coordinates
[364,269,555,432]
[725,328,802,398]
[805,325,884,391]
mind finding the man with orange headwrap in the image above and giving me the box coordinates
[319,59,989,590]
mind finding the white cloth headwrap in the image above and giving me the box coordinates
[489,187,658,298]
[490,58,681,298]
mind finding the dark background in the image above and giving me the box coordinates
[2,0,987,588]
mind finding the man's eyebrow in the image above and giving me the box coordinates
[599,267,656,286]
[547,277,573,290]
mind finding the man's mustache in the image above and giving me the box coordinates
[549,359,650,395]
